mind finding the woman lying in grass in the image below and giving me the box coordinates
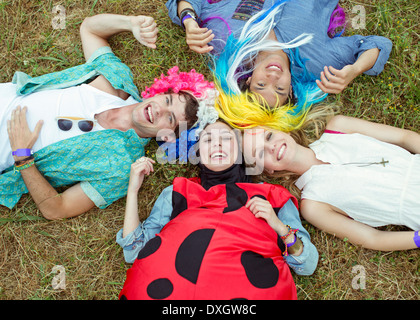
[117,116,318,300]
[167,0,392,109]
[241,104,420,251]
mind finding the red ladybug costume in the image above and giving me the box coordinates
[119,177,298,300]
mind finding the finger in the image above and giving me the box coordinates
[316,79,341,94]
[14,106,24,126]
[141,17,156,28]
[322,67,337,83]
[245,198,257,208]
[145,160,154,173]
[328,65,342,76]
[190,45,214,54]
[321,72,343,91]
[33,120,44,137]
[316,79,329,93]
[146,158,156,164]
[10,107,17,125]
[140,25,159,37]
[140,20,157,31]
[6,120,14,148]
[187,30,214,43]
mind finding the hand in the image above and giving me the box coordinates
[316,65,358,94]
[184,18,214,54]
[7,106,43,160]
[127,157,155,193]
[130,15,158,49]
[246,197,287,234]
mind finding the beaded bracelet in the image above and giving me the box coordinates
[280,225,299,241]
[281,225,299,256]
[14,155,34,166]
[14,159,35,173]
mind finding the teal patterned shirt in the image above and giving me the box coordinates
[0,129,149,209]
[12,46,142,101]
[1,46,149,209]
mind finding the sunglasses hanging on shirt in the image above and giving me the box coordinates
[56,117,97,132]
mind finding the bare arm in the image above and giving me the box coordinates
[7,106,95,220]
[79,14,158,96]
[80,13,157,61]
[316,48,380,94]
[122,157,155,237]
[301,200,418,251]
[326,115,420,154]
[19,169,95,220]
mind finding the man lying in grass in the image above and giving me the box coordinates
[0,13,213,220]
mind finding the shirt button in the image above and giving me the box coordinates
[360,40,364,43]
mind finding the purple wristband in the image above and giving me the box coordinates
[12,148,32,157]
[182,14,194,25]
[286,234,297,248]
[414,231,420,248]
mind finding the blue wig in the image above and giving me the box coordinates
[210,0,327,115]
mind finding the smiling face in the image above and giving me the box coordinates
[242,127,297,173]
[246,51,292,108]
[198,121,239,172]
[131,93,190,140]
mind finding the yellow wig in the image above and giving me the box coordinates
[214,84,309,133]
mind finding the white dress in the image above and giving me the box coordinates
[0,83,138,172]
[295,132,420,230]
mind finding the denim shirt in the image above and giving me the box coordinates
[116,185,319,276]
[166,0,392,76]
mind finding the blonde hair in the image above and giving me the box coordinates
[214,86,310,133]
[263,103,340,199]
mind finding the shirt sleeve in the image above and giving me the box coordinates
[332,35,393,76]
[165,0,204,26]
[116,185,174,263]
[355,35,393,76]
[80,176,130,209]
[277,199,319,276]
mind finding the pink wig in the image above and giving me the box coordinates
[141,66,214,99]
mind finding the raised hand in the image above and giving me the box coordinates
[7,106,43,160]
[127,156,155,193]
[316,65,358,94]
[130,15,158,49]
[184,18,214,54]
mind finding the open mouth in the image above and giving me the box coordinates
[266,63,283,72]
[277,144,286,161]
[211,151,228,160]
[144,105,154,124]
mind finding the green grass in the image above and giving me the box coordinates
[0,0,419,300]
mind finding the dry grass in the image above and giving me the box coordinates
[0,0,419,300]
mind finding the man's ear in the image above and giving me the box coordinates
[156,128,176,143]
[160,134,176,143]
